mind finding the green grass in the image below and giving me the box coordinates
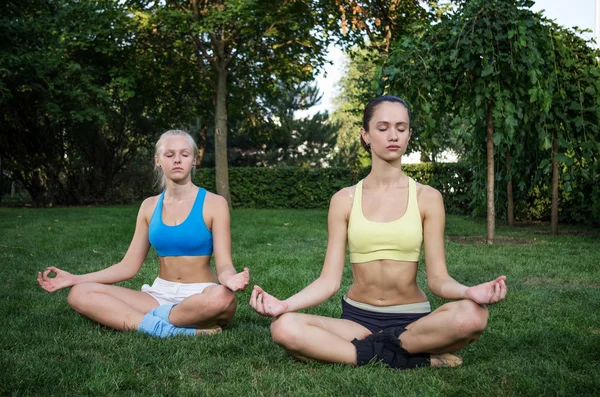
[1,206,599,396]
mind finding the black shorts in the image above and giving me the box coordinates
[340,296,430,334]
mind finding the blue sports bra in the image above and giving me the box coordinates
[148,188,213,257]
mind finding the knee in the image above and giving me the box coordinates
[207,285,236,315]
[454,300,489,339]
[270,313,303,350]
[67,283,97,312]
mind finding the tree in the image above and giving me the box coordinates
[131,0,333,207]
[330,47,379,168]
[540,22,600,234]
[0,0,205,206]
[222,83,339,168]
[386,0,552,243]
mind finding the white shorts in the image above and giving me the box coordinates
[141,277,218,306]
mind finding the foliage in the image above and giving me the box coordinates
[128,0,335,205]
[385,0,566,239]
[329,47,378,168]
[194,163,472,214]
[0,0,203,206]
[535,21,600,226]
[203,83,340,168]
[334,0,429,55]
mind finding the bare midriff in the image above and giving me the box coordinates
[158,255,218,283]
[346,260,428,306]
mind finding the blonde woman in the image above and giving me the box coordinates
[38,130,249,337]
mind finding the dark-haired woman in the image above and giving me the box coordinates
[250,96,507,369]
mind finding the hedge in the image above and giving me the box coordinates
[194,163,472,215]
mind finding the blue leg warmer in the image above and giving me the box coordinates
[138,312,196,338]
[149,303,176,321]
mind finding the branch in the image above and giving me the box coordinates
[191,34,217,69]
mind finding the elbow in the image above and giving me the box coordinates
[427,277,442,296]
[125,272,137,281]
[118,262,139,281]
[321,277,340,298]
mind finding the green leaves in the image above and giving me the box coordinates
[481,65,494,77]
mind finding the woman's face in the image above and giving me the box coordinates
[361,101,412,161]
[156,135,195,183]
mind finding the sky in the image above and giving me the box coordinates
[307,0,596,117]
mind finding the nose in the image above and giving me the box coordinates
[388,130,399,141]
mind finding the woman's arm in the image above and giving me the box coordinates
[209,194,249,292]
[250,189,350,317]
[421,186,507,304]
[37,199,153,292]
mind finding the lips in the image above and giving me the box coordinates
[172,167,183,171]
[387,145,400,150]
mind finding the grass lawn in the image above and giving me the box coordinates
[1,205,599,396]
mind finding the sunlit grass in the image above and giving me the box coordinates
[1,206,598,395]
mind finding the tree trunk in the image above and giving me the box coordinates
[486,98,495,244]
[214,68,232,208]
[551,129,559,235]
[506,149,514,226]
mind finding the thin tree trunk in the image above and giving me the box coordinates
[506,149,514,226]
[551,130,559,235]
[215,68,232,208]
[197,125,208,165]
[486,98,495,244]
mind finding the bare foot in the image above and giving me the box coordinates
[430,353,463,368]
[195,326,222,336]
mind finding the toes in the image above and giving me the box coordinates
[195,326,223,336]
[431,353,463,368]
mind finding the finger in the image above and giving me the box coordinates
[42,269,52,280]
[253,285,264,294]
[249,289,258,308]
[499,280,507,300]
[243,267,249,274]
[46,266,58,273]
[255,293,264,314]
[492,283,501,303]
[495,281,504,301]
[259,295,269,316]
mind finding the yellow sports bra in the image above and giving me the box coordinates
[348,178,423,263]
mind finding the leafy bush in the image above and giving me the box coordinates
[194,163,473,214]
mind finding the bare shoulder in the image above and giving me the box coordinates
[416,183,444,213]
[330,185,355,219]
[204,191,229,213]
[331,185,355,205]
[139,195,159,218]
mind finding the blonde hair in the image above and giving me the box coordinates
[153,130,199,191]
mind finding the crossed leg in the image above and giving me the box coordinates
[67,283,236,334]
[270,299,488,367]
[270,313,371,365]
